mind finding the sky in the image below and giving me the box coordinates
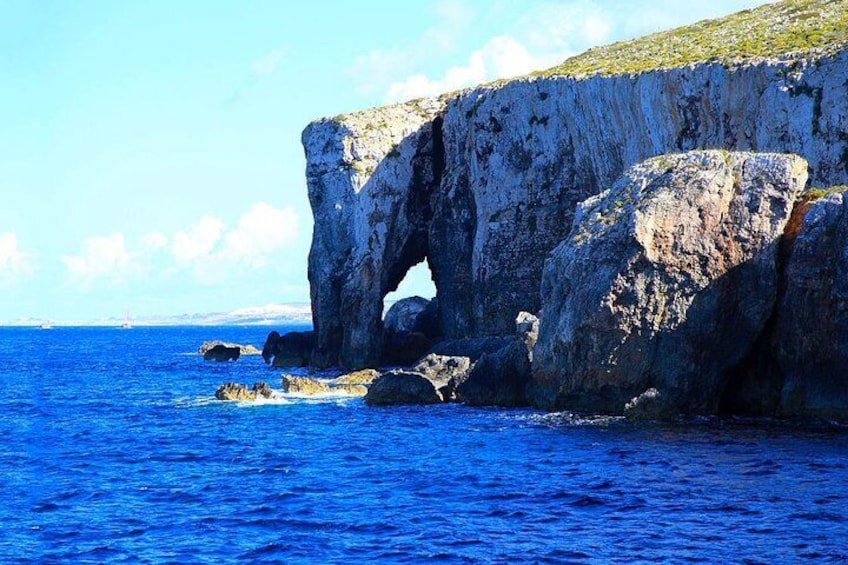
[0,0,768,323]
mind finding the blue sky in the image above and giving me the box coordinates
[0,0,766,323]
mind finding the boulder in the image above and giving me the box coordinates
[215,382,274,401]
[382,297,442,365]
[410,354,473,401]
[203,344,241,362]
[279,369,379,397]
[364,370,443,406]
[384,296,433,335]
[531,151,808,416]
[199,341,260,356]
[456,313,538,407]
[771,189,848,420]
[281,375,330,395]
[262,330,314,368]
[332,368,380,386]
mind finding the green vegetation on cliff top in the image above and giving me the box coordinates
[534,0,848,79]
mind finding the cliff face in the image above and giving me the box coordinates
[773,189,848,419]
[303,46,848,369]
[530,151,807,414]
[303,99,446,368]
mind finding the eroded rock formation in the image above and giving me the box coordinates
[530,151,807,414]
[773,189,848,419]
[304,47,848,371]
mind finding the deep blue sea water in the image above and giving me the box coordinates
[2,326,847,564]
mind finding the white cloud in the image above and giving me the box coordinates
[62,233,140,290]
[63,203,299,290]
[348,1,477,97]
[387,35,545,102]
[0,233,35,286]
[362,0,767,104]
[219,203,299,268]
[172,203,299,284]
[171,216,225,264]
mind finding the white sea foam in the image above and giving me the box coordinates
[516,411,626,428]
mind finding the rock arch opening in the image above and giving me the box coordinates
[381,259,442,365]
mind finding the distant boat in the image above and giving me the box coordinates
[40,322,53,330]
[120,309,132,329]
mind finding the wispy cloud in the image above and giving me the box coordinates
[0,232,35,286]
[252,48,285,76]
[172,216,226,264]
[348,0,477,98]
[225,47,287,106]
[62,203,300,290]
[387,35,549,102]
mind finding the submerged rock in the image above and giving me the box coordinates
[203,344,241,362]
[624,388,676,421]
[531,151,808,416]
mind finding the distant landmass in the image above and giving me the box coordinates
[2,304,313,327]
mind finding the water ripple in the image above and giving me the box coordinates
[2,326,847,563]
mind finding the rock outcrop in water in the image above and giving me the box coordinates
[262,330,314,368]
[199,341,260,357]
[530,151,807,415]
[203,344,241,362]
[215,382,274,401]
[300,1,848,420]
[303,5,848,371]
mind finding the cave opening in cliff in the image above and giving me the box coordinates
[382,260,437,317]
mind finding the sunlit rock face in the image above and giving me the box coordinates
[303,48,848,370]
[303,99,446,369]
[530,151,807,414]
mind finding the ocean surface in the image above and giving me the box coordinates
[2,325,847,564]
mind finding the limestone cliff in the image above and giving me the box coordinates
[302,0,848,369]
[529,151,807,414]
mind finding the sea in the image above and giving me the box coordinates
[2,325,847,564]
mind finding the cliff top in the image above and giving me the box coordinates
[535,0,848,79]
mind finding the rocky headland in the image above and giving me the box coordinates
[291,0,848,421]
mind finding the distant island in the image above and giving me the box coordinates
[1,303,312,327]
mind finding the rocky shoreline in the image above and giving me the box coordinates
[216,2,848,422]
[282,145,848,422]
